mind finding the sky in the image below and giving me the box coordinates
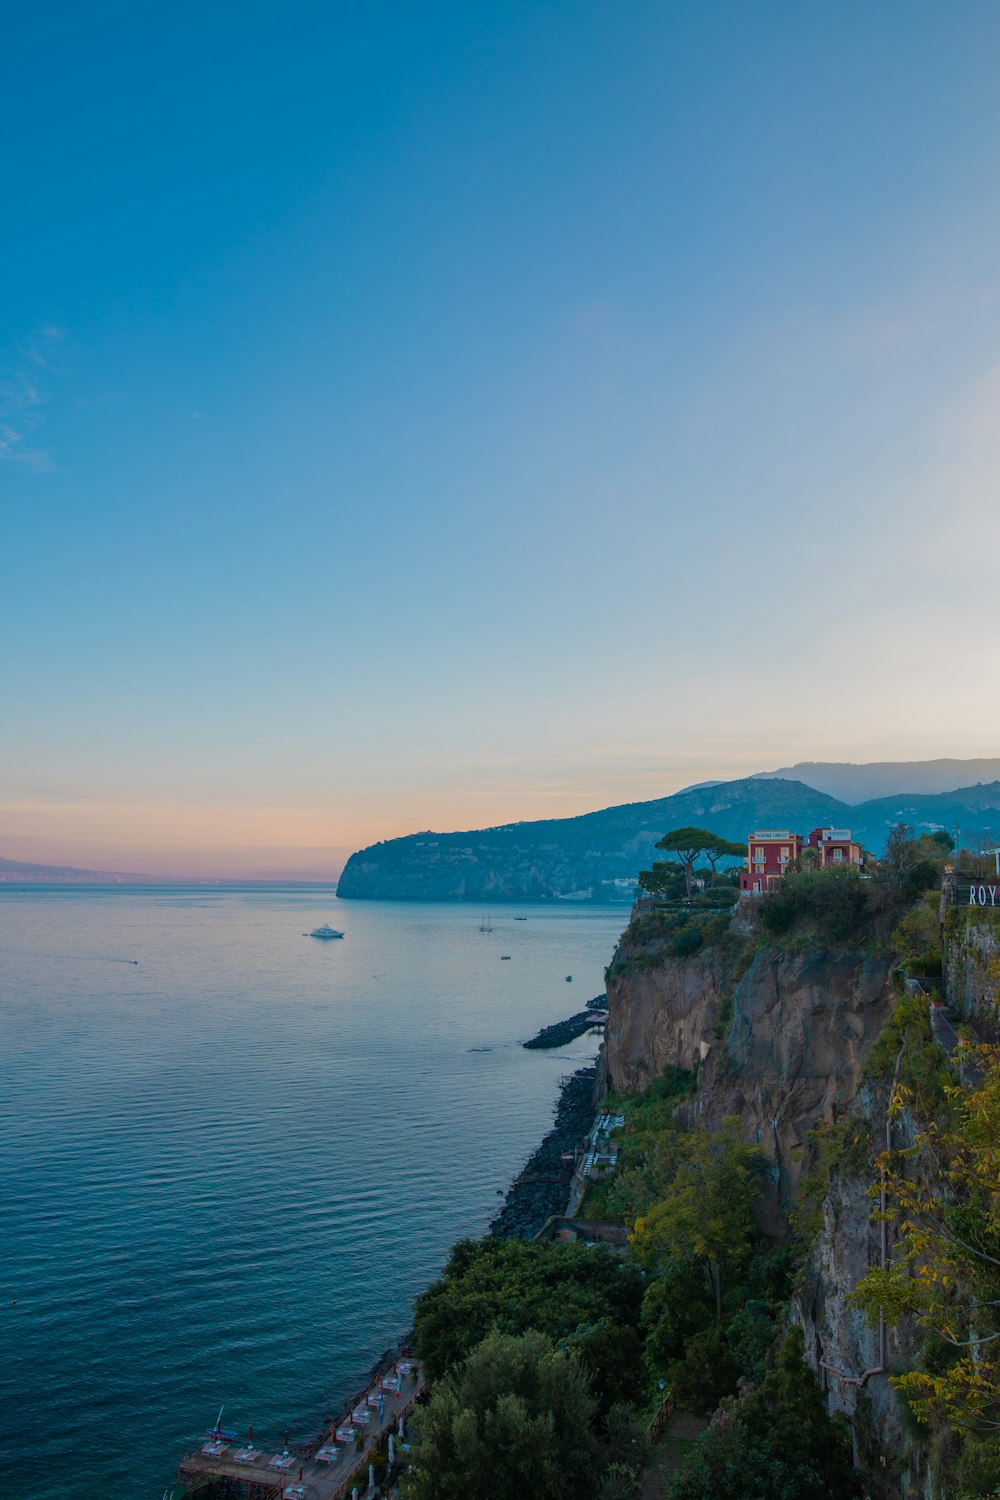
[4,1,1000,877]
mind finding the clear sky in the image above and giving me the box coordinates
[4,1,1000,876]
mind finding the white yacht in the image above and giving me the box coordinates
[306,924,345,940]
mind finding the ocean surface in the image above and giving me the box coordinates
[0,886,626,1499]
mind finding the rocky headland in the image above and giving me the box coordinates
[335,777,1000,902]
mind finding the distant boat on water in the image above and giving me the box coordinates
[479,913,493,932]
[306,925,344,940]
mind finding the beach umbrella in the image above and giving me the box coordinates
[369,1463,375,1490]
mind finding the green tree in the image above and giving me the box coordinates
[629,1121,766,1319]
[574,1320,648,1415]
[891,889,943,975]
[881,822,920,889]
[878,823,948,898]
[652,828,741,901]
[405,1329,599,1500]
[666,1329,860,1500]
[412,1238,644,1380]
[638,860,687,901]
[665,1323,741,1416]
[597,1403,651,1500]
[641,1257,714,1368]
[702,835,746,879]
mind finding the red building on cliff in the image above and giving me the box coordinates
[739,827,862,894]
[805,826,862,868]
[739,831,803,894]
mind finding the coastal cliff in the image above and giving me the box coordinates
[599,883,1000,1496]
[604,909,893,1219]
[600,898,926,1488]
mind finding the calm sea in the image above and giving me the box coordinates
[0,886,625,1499]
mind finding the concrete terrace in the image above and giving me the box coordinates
[176,1358,423,1500]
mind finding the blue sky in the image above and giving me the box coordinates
[4,1,1000,874]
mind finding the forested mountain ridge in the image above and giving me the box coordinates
[336,777,1000,901]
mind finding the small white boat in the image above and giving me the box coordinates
[306,925,344,940]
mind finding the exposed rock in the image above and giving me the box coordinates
[794,1084,926,1498]
[523,1007,607,1050]
[945,908,1000,1031]
[605,923,893,1223]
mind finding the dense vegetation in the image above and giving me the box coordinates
[406,1053,851,1498]
[412,1238,645,1403]
[403,1330,601,1500]
[667,1328,859,1500]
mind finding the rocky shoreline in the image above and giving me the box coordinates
[489,1065,598,1239]
[523,996,608,1050]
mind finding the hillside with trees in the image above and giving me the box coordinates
[337,776,1000,902]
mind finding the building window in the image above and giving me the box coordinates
[833,848,843,862]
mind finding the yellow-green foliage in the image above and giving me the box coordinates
[892,890,943,976]
[629,1119,767,1319]
[851,1043,1000,1435]
[791,1117,874,1243]
[863,991,953,1112]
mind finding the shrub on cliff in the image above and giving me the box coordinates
[405,1329,599,1500]
[758,865,881,946]
[852,1041,1000,1436]
[891,889,944,976]
[666,1328,860,1500]
[412,1238,644,1383]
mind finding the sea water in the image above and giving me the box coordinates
[0,886,626,1499]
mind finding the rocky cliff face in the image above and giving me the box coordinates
[794,1082,926,1500]
[604,902,1000,1496]
[605,921,893,1219]
[945,907,1000,1030]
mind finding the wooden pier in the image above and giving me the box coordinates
[174,1356,423,1500]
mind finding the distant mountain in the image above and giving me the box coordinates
[851,783,1000,850]
[757,758,1000,803]
[0,853,342,885]
[337,778,849,902]
[337,777,1000,903]
[0,855,149,882]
